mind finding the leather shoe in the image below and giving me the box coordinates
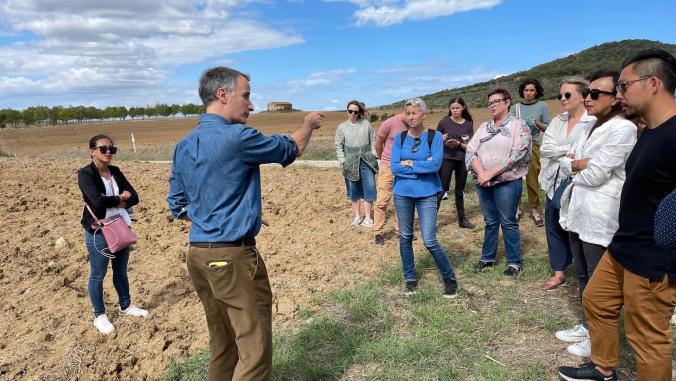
[542,275,565,291]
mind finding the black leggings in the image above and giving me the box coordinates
[436,159,468,215]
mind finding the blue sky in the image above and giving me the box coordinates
[0,0,674,111]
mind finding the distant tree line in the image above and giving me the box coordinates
[0,103,206,128]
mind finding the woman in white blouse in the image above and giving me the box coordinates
[555,71,637,358]
[539,77,596,291]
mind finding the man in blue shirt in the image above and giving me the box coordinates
[167,66,323,380]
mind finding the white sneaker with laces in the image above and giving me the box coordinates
[567,337,591,357]
[93,314,115,334]
[352,217,363,226]
[441,192,449,200]
[555,324,588,342]
[119,304,149,318]
[360,218,374,228]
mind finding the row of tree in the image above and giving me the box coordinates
[0,103,206,128]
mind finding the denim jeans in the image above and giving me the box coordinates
[85,230,131,317]
[475,179,523,266]
[394,194,456,282]
[345,159,377,202]
[544,197,572,271]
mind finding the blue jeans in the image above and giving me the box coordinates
[85,230,131,317]
[544,197,572,271]
[394,194,456,282]
[475,179,523,267]
[345,159,377,202]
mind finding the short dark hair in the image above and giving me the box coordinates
[518,78,544,99]
[587,70,620,92]
[198,67,251,107]
[346,100,366,120]
[89,134,113,148]
[488,88,512,110]
[621,48,676,94]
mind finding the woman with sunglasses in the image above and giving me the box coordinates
[511,78,550,227]
[78,134,148,334]
[539,76,596,291]
[555,71,637,358]
[466,89,531,276]
[335,100,379,227]
[391,98,458,298]
[435,96,475,229]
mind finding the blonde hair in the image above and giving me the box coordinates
[561,76,589,93]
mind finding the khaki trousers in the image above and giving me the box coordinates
[373,163,398,235]
[583,252,676,381]
[525,141,541,211]
[187,245,273,381]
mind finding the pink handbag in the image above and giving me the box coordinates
[84,204,137,258]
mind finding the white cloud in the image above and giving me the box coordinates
[329,0,502,26]
[0,0,304,107]
[287,68,356,90]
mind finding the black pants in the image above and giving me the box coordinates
[569,231,606,323]
[436,159,468,217]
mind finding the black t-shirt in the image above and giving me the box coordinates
[436,117,473,161]
[608,115,676,282]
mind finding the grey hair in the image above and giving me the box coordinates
[404,97,427,114]
[198,66,250,107]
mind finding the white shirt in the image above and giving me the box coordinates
[101,175,133,226]
[559,115,637,246]
[538,111,596,199]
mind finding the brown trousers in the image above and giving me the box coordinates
[187,245,272,381]
[583,252,676,381]
[373,163,398,236]
[525,141,541,211]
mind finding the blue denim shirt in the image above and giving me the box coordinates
[390,130,443,198]
[167,113,298,242]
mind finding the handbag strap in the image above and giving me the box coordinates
[83,203,101,226]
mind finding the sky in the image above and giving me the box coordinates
[0,0,674,112]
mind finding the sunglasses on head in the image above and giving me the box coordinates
[582,88,616,100]
[96,145,117,154]
[411,137,421,153]
[347,109,360,115]
[556,92,572,100]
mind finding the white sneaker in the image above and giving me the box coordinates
[567,337,591,357]
[555,324,588,342]
[360,218,374,228]
[93,314,115,335]
[119,304,149,318]
[352,217,362,226]
[441,192,449,200]
[671,309,676,326]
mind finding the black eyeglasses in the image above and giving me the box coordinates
[485,99,505,108]
[411,137,422,153]
[96,145,118,154]
[347,109,360,115]
[616,77,651,94]
[556,92,572,100]
[582,88,616,100]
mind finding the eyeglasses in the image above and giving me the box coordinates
[485,99,505,108]
[582,88,616,100]
[556,92,572,100]
[347,109,360,115]
[411,137,421,153]
[96,145,118,154]
[616,77,651,94]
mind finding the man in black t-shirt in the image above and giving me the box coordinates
[558,49,676,381]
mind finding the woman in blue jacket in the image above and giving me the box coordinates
[391,98,458,298]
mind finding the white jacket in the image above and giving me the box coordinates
[559,115,637,246]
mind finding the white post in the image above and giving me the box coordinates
[131,132,137,153]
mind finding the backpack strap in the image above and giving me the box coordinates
[399,130,408,147]
[399,129,435,148]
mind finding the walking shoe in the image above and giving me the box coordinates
[503,265,521,277]
[671,308,676,326]
[555,324,589,342]
[93,314,115,335]
[542,275,566,291]
[532,210,544,227]
[473,261,494,272]
[405,281,418,295]
[119,304,149,318]
[567,338,592,357]
[442,279,458,298]
[374,234,385,245]
[574,287,581,299]
[352,216,362,226]
[360,218,374,228]
[458,218,476,229]
[516,207,522,221]
[441,192,449,200]
[557,363,617,381]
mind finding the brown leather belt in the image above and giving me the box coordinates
[190,237,256,248]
